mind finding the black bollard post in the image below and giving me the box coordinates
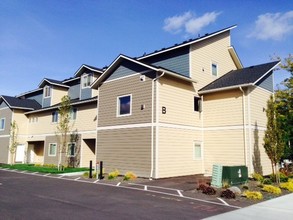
[89,160,93,178]
[99,161,103,179]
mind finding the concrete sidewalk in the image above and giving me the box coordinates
[204,193,293,220]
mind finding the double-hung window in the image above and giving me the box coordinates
[52,111,58,123]
[194,97,201,112]
[67,143,76,157]
[117,95,131,116]
[0,118,5,130]
[70,108,77,120]
[44,86,51,98]
[48,143,57,156]
[82,74,92,88]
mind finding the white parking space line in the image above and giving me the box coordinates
[74,177,81,181]
[177,190,183,197]
[116,182,121,186]
[217,197,230,206]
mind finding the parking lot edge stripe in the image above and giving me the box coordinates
[116,182,121,186]
[144,185,147,190]
[94,180,99,183]
[217,197,229,206]
[177,190,183,197]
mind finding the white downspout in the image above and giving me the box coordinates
[150,71,165,179]
[239,87,248,167]
[200,95,205,174]
[247,88,253,174]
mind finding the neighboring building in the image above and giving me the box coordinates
[0,25,280,178]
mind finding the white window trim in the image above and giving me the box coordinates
[67,142,76,157]
[211,61,218,77]
[117,94,132,117]
[81,73,93,89]
[48,143,57,156]
[0,118,5,130]
[51,111,58,123]
[44,86,51,98]
[193,141,202,160]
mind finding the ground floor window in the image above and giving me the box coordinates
[67,143,76,157]
[48,143,57,156]
[193,142,202,159]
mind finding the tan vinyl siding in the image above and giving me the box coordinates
[27,103,97,135]
[159,76,201,126]
[190,31,237,91]
[98,74,153,127]
[249,86,271,128]
[0,137,9,163]
[13,110,29,136]
[204,129,246,175]
[80,138,95,167]
[0,107,12,135]
[97,127,151,177]
[203,89,243,127]
[51,86,68,106]
[158,127,203,178]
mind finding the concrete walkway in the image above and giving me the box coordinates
[204,193,293,220]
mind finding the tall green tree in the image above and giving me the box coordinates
[275,54,293,160]
[264,95,285,183]
[57,95,72,170]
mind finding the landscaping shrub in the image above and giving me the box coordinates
[222,179,230,189]
[280,182,293,192]
[83,171,97,178]
[197,184,216,195]
[262,178,272,185]
[270,172,288,183]
[262,185,282,195]
[108,169,119,180]
[242,185,249,190]
[123,171,137,181]
[244,191,263,200]
[252,173,264,182]
[220,189,235,199]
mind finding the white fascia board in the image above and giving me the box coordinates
[62,77,80,83]
[159,68,197,83]
[228,46,243,69]
[38,79,69,88]
[74,64,103,77]
[138,25,237,60]
[198,83,252,95]
[253,61,280,86]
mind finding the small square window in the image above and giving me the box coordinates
[44,86,51,98]
[117,95,131,116]
[67,143,76,157]
[0,118,5,130]
[194,143,202,159]
[52,111,58,123]
[212,63,218,76]
[49,143,57,156]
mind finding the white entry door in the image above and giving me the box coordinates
[15,144,25,163]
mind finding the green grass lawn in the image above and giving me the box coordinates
[0,163,89,174]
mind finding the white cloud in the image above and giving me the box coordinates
[249,11,293,40]
[163,11,221,36]
[163,11,193,34]
[185,12,221,34]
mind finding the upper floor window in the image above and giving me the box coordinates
[211,63,218,77]
[194,97,201,112]
[70,108,77,120]
[52,111,58,123]
[117,95,132,117]
[44,86,51,98]
[0,118,5,130]
[29,117,38,123]
[82,74,93,88]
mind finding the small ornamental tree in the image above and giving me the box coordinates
[9,120,18,164]
[57,95,72,171]
[263,95,284,183]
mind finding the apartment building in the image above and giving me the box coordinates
[0,25,279,178]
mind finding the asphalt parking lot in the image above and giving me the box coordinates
[0,169,238,219]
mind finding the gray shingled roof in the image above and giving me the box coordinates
[0,95,41,110]
[199,61,280,94]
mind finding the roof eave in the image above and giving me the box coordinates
[158,68,197,83]
[138,25,237,60]
[228,46,243,69]
[198,83,253,95]
[74,64,103,77]
[252,61,281,86]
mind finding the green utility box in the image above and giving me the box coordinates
[222,166,248,185]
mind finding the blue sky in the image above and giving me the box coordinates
[0,0,292,96]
